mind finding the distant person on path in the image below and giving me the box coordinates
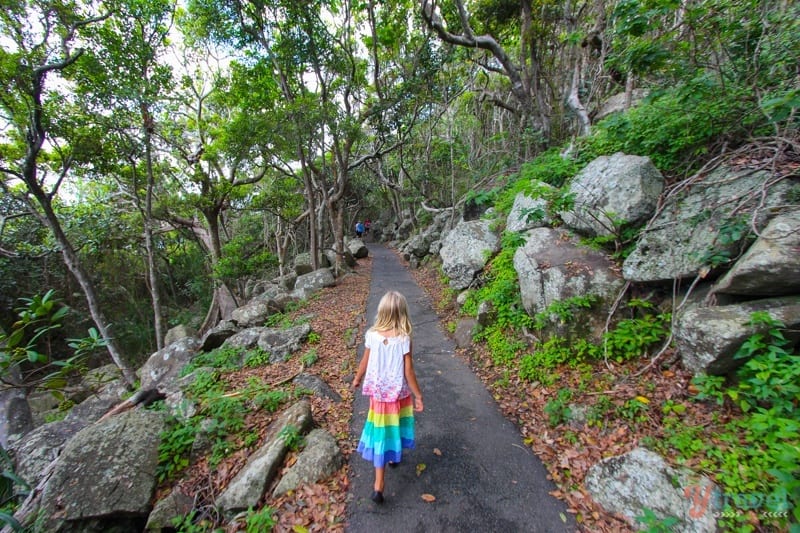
[355,221,365,238]
[364,219,371,236]
[352,291,424,504]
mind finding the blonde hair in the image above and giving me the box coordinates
[370,291,412,337]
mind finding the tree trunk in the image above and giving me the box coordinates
[27,192,137,387]
[142,113,165,351]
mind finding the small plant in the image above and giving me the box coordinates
[243,349,271,368]
[253,389,289,412]
[306,331,321,344]
[533,295,598,330]
[519,336,576,385]
[543,388,573,427]
[278,424,305,451]
[300,349,318,367]
[182,346,243,374]
[157,417,199,482]
[245,506,277,532]
[636,507,680,532]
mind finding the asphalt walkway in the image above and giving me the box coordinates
[347,244,575,532]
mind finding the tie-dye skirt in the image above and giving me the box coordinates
[357,395,415,467]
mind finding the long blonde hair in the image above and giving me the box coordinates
[370,291,412,337]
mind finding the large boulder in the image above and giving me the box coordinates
[594,89,649,121]
[293,252,315,276]
[10,418,87,490]
[163,324,197,347]
[347,238,369,259]
[561,152,664,238]
[439,219,500,289]
[145,488,194,532]
[505,182,555,233]
[272,429,343,497]
[586,448,718,533]
[201,320,239,351]
[405,233,433,258]
[222,327,265,351]
[259,323,312,363]
[623,166,796,282]
[217,400,313,518]
[294,268,336,297]
[39,408,166,531]
[139,336,202,392]
[712,210,800,296]
[674,296,800,375]
[292,373,342,402]
[231,299,271,328]
[513,228,625,338]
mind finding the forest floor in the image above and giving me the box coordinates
[170,247,748,532]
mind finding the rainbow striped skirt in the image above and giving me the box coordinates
[357,395,415,467]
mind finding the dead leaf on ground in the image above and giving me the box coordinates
[421,493,436,503]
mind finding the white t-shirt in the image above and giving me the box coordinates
[361,329,411,402]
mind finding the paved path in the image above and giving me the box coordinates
[347,245,575,532]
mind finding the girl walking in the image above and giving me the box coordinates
[352,290,424,503]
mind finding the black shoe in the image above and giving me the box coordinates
[388,461,399,468]
[370,490,384,504]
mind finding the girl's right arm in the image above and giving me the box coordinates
[352,347,370,388]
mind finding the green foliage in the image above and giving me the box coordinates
[183,346,244,375]
[0,291,104,397]
[519,337,575,386]
[300,349,318,368]
[157,417,199,483]
[680,312,800,529]
[601,312,671,363]
[245,506,277,532]
[495,149,579,217]
[278,424,304,451]
[307,331,321,344]
[579,77,760,173]
[698,215,752,268]
[253,388,289,412]
[543,389,573,427]
[636,507,680,533]
[533,295,598,330]
[243,349,271,368]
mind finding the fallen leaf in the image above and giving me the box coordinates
[433,448,442,456]
[635,396,650,404]
[421,493,436,502]
[416,463,427,476]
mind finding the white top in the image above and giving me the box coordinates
[361,329,411,402]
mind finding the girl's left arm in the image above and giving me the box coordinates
[352,347,370,389]
[404,341,424,412]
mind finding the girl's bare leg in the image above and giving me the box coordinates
[374,466,385,492]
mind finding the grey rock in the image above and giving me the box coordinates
[63,379,128,424]
[675,296,800,375]
[0,383,33,448]
[594,89,649,121]
[293,373,342,402]
[259,323,312,363]
[231,300,271,328]
[453,318,478,349]
[439,219,500,289]
[713,210,800,296]
[294,268,336,295]
[347,239,369,259]
[272,429,343,497]
[293,252,314,276]
[222,327,265,351]
[513,227,625,339]
[164,324,198,347]
[217,400,313,518]
[623,166,795,282]
[406,233,432,258]
[561,152,664,237]
[40,409,166,529]
[506,183,554,233]
[139,336,202,392]
[145,488,194,532]
[476,301,495,327]
[9,418,88,489]
[585,447,719,533]
[201,320,239,351]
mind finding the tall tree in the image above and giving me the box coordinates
[0,1,137,385]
